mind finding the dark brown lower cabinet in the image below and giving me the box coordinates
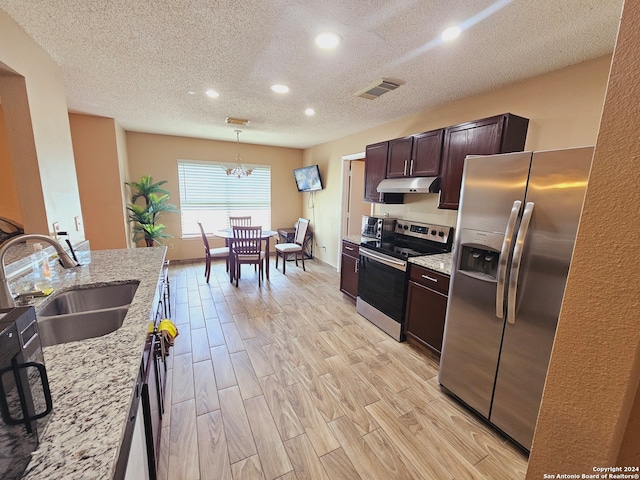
[404,264,450,355]
[340,240,359,300]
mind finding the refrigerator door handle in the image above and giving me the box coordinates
[507,201,535,324]
[496,200,522,318]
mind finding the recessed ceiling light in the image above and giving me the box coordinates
[271,84,290,94]
[205,89,220,98]
[305,108,315,116]
[315,32,340,49]
[441,26,461,42]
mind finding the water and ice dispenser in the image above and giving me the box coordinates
[458,246,499,279]
[456,229,505,281]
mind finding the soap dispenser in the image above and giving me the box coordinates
[31,243,52,291]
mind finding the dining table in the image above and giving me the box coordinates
[214,228,278,282]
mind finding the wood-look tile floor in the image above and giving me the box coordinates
[157,258,528,480]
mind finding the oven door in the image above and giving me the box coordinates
[356,247,408,340]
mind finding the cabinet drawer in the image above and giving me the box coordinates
[405,281,448,354]
[342,241,359,256]
[409,264,449,294]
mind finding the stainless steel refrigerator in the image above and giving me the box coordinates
[438,146,593,451]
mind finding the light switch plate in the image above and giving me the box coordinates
[52,222,60,239]
[75,216,82,232]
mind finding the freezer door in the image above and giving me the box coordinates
[490,146,593,450]
[439,152,531,418]
[455,151,533,235]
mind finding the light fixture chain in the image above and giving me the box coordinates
[225,129,252,178]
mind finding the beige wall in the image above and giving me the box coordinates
[0,69,48,235]
[69,113,129,250]
[115,121,134,248]
[126,132,303,261]
[304,55,612,268]
[0,10,83,242]
[0,103,21,222]
[527,0,640,474]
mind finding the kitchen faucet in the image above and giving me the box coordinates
[0,234,79,309]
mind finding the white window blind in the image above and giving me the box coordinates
[177,160,271,236]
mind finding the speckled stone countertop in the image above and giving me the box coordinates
[342,235,366,245]
[409,253,453,276]
[11,247,167,480]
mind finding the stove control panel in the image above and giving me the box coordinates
[395,220,453,245]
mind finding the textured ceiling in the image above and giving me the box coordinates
[0,0,623,149]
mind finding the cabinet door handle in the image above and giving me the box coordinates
[403,160,408,176]
[421,274,438,283]
[355,260,359,273]
[409,159,414,175]
[345,246,354,251]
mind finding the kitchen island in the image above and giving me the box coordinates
[10,246,167,480]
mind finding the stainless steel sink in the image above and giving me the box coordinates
[36,282,139,346]
[38,282,139,316]
[38,307,129,347]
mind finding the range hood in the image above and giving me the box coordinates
[377,176,440,194]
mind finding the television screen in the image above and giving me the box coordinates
[293,165,323,192]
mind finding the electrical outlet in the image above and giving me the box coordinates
[52,222,60,239]
[74,216,82,232]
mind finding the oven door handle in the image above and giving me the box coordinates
[360,248,407,271]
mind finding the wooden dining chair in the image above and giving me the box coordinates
[229,216,252,227]
[197,222,230,283]
[228,216,254,271]
[275,218,310,274]
[231,225,266,287]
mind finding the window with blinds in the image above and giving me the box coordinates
[177,160,271,236]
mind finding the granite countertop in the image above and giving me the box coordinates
[409,252,453,276]
[342,235,366,245]
[12,246,167,479]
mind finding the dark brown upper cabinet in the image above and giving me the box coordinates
[386,129,444,178]
[412,129,445,177]
[439,113,529,210]
[386,136,413,178]
[364,141,403,204]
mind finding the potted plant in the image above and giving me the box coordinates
[126,175,179,247]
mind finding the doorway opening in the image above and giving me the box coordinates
[338,152,371,268]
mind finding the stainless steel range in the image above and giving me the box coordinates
[356,220,453,341]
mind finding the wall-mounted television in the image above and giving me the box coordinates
[293,164,323,192]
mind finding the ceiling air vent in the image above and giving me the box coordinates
[355,79,401,100]
[225,116,250,126]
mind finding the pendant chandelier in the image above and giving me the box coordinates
[225,129,253,178]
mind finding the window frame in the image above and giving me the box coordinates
[176,159,271,237]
